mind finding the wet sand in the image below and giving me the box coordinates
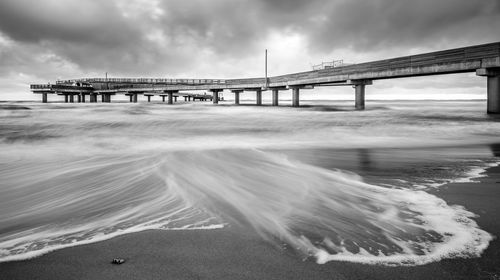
[1,167,499,280]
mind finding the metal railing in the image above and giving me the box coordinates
[312,60,346,70]
[57,78,227,84]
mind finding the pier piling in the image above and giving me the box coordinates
[355,85,365,110]
[272,89,279,106]
[212,90,220,104]
[292,87,300,107]
[256,89,262,105]
[478,68,500,114]
[487,75,500,114]
[232,90,242,105]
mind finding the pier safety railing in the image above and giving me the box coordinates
[56,78,227,85]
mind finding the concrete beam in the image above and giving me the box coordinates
[476,68,500,77]
[347,79,373,85]
[286,85,314,90]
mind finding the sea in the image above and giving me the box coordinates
[0,99,499,266]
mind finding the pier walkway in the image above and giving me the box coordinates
[31,42,500,113]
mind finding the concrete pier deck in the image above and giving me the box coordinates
[31,42,500,113]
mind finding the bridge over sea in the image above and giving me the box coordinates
[31,42,500,113]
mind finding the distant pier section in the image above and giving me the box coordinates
[31,42,500,113]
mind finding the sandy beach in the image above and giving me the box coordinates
[1,164,498,280]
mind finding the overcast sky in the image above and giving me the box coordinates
[0,0,499,100]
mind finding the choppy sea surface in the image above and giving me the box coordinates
[0,99,499,265]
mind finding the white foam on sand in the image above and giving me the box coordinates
[308,189,492,266]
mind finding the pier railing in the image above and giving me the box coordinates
[57,78,227,85]
[30,84,94,91]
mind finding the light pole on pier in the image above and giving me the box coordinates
[265,49,268,88]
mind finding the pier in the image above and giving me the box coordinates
[30,42,500,113]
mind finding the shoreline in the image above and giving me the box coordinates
[1,164,499,279]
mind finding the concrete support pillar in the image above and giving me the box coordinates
[487,75,500,114]
[77,94,81,103]
[64,95,69,103]
[234,91,240,105]
[168,92,173,104]
[291,88,300,107]
[188,96,192,101]
[213,91,219,104]
[128,95,133,102]
[101,94,105,102]
[256,89,262,105]
[355,84,365,110]
[133,94,138,103]
[272,89,279,106]
[174,96,178,102]
[477,68,500,113]
[162,95,166,102]
[147,95,152,102]
[69,95,74,103]
[81,94,86,103]
[232,90,242,105]
[42,93,48,103]
[107,94,112,103]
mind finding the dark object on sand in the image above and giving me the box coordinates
[111,258,125,264]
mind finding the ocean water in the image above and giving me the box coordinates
[0,99,499,265]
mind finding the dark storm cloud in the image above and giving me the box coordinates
[0,0,135,45]
[0,0,499,79]
[303,0,500,52]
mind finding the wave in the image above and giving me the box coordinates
[0,149,493,265]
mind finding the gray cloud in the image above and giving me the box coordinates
[0,0,499,94]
